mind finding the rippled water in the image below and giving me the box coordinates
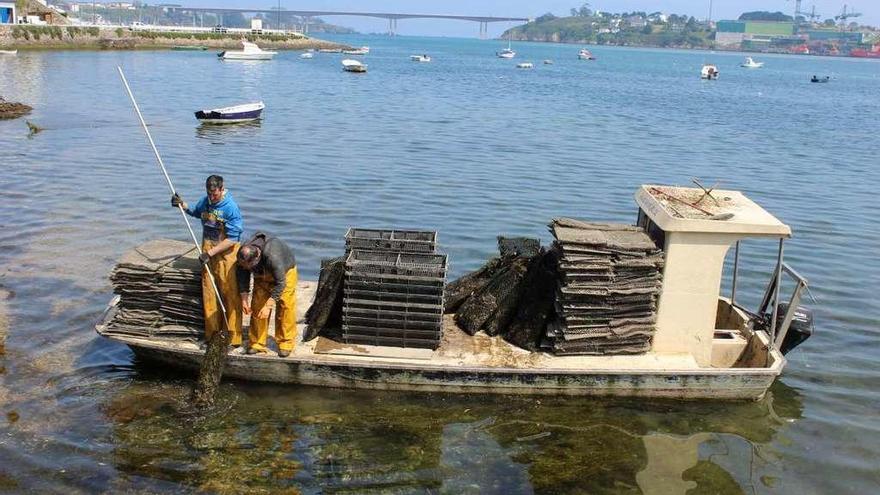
[1,35,879,493]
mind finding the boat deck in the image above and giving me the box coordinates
[107,280,702,372]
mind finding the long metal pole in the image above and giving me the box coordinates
[730,240,740,305]
[768,239,784,345]
[116,66,230,322]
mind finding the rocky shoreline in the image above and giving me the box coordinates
[0,25,347,51]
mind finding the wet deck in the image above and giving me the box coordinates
[230,281,701,371]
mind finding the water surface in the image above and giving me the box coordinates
[0,35,879,493]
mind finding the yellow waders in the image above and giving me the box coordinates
[249,267,298,353]
[201,239,243,346]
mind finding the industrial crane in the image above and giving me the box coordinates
[835,4,862,31]
[787,0,820,27]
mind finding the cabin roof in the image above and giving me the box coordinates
[635,185,791,237]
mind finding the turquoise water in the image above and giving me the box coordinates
[0,34,879,493]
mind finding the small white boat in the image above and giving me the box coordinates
[701,64,719,80]
[516,62,534,69]
[741,57,764,68]
[318,48,342,53]
[496,30,515,59]
[0,49,17,55]
[578,48,596,60]
[543,59,553,65]
[342,58,367,73]
[300,52,314,59]
[410,54,431,62]
[218,41,276,61]
[343,46,369,55]
[194,101,265,124]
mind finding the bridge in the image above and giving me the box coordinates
[164,7,531,37]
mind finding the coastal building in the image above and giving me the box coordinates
[715,20,796,48]
[0,2,17,24]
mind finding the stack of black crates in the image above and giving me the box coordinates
[342,228,447,350]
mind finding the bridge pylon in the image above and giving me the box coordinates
[479,21,487,39]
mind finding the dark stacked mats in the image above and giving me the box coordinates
[105,239,204,340]
[342,228,446,349]
[547,218,664,355]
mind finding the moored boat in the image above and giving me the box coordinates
[741,56,764,68]
[701,64,719,80]
[810,75,830,83]
[410,54,431,62]
[219,41,276,61]
[496,30,515,59]
[0,49,17,55]
[578,48,596,60]
[516,62,534,69]
[543,59,554,65]
[95,185,813,400]
[343,46,370,55]
[194,101,265,124]
[300,52,314,59]
[342,58,367,73]
[172,45,208,51]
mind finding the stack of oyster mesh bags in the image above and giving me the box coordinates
[343,229,447,349]
[104,239,204,340]
[547,218,664,355]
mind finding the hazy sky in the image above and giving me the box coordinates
[189,1,878,37]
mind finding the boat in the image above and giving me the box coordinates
[318,48,342,53]
[741,57,764,68]
[171,45,208,51]
[810,75,830,83]
[218,41,276,61]
[343,46,369,55]
[342,59,367,73]
[578,48,596,60]
[410,54,431,62]
[496,30,515,58]
[0,49,17,55]
[194,101,265,124]
[95,185,813,400]
[850,45,880,58]
[516,62,534,69]
[543,59,554,65]
[300,52,314,59]
[701,64,719,80]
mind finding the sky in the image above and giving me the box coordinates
[186,1,879,37]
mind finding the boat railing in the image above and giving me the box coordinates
[729,240,811,354]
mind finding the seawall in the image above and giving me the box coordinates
[0,25,346,51]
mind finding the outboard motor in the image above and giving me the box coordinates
[773,303,814,355]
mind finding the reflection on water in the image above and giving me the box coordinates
[94,377,803,493]
[195,120,263,142]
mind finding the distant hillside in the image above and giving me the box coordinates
[738,11,793,22]
[504,12,712,48]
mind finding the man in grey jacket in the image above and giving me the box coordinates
[236,232,298,357]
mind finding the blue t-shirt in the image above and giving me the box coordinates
[186,192,243,242]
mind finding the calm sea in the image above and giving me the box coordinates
[1,34,879,493]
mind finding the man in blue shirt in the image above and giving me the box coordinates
[172,175,244,348]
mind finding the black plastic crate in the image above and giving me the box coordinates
[346,250,447,278]
[345,228,437,253]
[344,277,445,296]
[342,334,440,350]
[344,288,444,306]
[342,324,441,339]
[343,314,442,331]
[343,305,442,321]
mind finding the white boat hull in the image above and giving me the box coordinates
[221,52,276,60]
[95,292,785,400]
